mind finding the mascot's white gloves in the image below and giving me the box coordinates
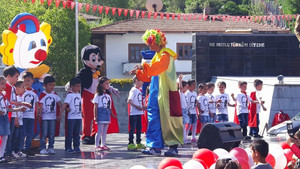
[109,86,120,97]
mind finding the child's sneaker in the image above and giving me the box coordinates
[141,147,161,155]
[127,143,137,151]
[40,149,48,155]
[65,149,75,154]
[12,151,20,158]
[17,151,27,158]
[94,146,103,152]
[102,145,110,151]
[135,143,146,149]
[0,157,8,163]
[48,148,55,155]
[74,147,81,153]
[164,148,178,157]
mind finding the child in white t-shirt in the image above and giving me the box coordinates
[205,82,216,123]
[215,81,235,122]
[185,79,198,143]
[61,78,83,153]
[127,76,146,151]
[93,77,116,151]
[197,83,209,133]
[178,75,190,144]
[38,76,62,155]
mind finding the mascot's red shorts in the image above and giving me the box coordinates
[82,90,97,139]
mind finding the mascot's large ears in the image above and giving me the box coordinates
[40,22,52,54]
[0,30,17,65]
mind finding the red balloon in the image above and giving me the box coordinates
[266,153,276,167]
[165,166,181,169]
[230,147,249,162]
[280,142,291,150]
[284,149,294,163]
[158,158,183,169]
[193,159,209,169]
[192,148,216,168]
[236,157,250,169]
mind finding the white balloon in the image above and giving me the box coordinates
[244,148,254,167]
[274,154,287,169]
[130,165,148,169]
[219,153,238,162]
[210,163,216,169]
[269,144,284,158]
[213,148,229,158]
[183,160,205,169]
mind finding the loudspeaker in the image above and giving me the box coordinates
[197,122,243,151]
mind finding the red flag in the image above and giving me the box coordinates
[71,1,75,9]
[40,0,44,5]
[129,9,134,17]
[99,6,103,14]
[277,15,280,21]
[136,10,140,18]
[141,11,146,18]
[222,15,226,22]
[92,5,97,13]
[227,15,230,21]
[166,13,170,20]
[24,0,27,2]
[124,9,128,17]
[105,7,110,15]
[183,14,187,20]
[153,12,158,19]
[78,3,83,11]
[250,16,253,22]
[203,15,208,21]
[148,11,152,18]
[32,0,35,3]
[289,14,292,20]
[62,0,67,8]
[118,8,123,16]
[55,0,60,7]
[188,14,192,21]
[212,15,216,21]
[48,0,52,6]
[294,15,297,19]
[246,16,249,22]
[232,16,236,21]
[172,13,175,20]
[281,15,285,19]
[272,15,275,22]
[236,16,240,21]
[259,16,263,22]
[241,16,245,22]
[199,15,203,21]
[160,13,164,19]
[112,7,116,16]
[285,15,288,21]
[86,4,90,12]
[193,14,197,21]
[177,13,181,20]
[263,15,267,21]
[255,16,258,22]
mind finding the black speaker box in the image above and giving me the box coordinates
[197,122,243,151]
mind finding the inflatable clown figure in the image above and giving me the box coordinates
[0,12,52,95]
[133,29,183,157]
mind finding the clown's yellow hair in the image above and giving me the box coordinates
[142,29,167,47]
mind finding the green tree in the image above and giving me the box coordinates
[0,0,91,85]
[278,0,300,14]
[185,0,225,14]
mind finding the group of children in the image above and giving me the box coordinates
[178,76,267,143]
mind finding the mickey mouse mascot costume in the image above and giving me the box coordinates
[76,45,119,144]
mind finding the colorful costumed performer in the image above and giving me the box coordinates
[133,29,183,157]
[76,45,119,145]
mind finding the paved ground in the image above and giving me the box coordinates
[0,133,286,169]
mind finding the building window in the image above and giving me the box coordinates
[177,43,192,60]
[128,44,150,63]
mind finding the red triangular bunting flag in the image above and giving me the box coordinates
[272,15,276,22]
[136,10,140,18]
[250,16,253,22]
[40,0,44,5]
[99,6,103,14]
[212,15,216,21]
[177,14,181,20]
[227,16,230,21]
[204,15,208,21]
[188,14,192,21]
[232,16,236,21]
[32,0,35,3]
[105,7,110,15]
[193,14,197,21]
[285,15,289,20]
[166,13,170,20]
[277,15,280,21]
[236,16,240,21]
[263,16,266,21]
[160,13,164,19]
[71,2,75,10]
[259,16,263,22]
[246,16,249,22]
[222,15,226,21]
[124,9,128,17]
[294,15,297,19]
[92,5,97,13]
[255,16,258,22]
[118,8,122,16]
[241,16,245,22]
[281,15,285,19]
[289,14,292,20]
[183,14,187,20]
[172,13,175,20]
[148,11,152,18]
[153,12,157,19]
[48,0,52,6]
[62,0,67,8]
[199,15,203,21]
[55,0,60,7]
[24,0,27,2]
[86,4,90,12]
[112,7,116,16]
[141,11,146,18]
[129,10,134,17]
[78,3,83,11]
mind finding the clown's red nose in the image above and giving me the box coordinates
[35,49,47,61]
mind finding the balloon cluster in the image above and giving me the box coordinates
[130,142,296,169]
